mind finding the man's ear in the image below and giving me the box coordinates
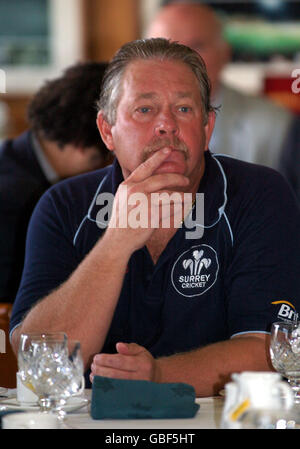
[204,110,216,151]
[96,112,115,151]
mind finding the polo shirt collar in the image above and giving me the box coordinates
[88,150,226,235]
[153,151,226,267]
[110,150,226,215]
[87,158,122,224]
[193,150,227,228]
[111,157,124,193]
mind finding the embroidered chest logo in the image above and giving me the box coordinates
[171,244,219,297]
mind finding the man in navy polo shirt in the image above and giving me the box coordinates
[10,39,300,396]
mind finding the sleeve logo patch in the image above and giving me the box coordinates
[272,300,298,321]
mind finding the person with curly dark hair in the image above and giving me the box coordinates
[0,61,110,303]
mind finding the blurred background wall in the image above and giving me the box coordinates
[0,0,140,138]
[0,0,299,140]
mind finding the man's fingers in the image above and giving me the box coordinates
[91,366,146,381]
[91,346,155,383]
[92,353,137,372]
[137,172,189,193]
[116,342,145,355]
[92,344,150,371]
[128,148,172,182]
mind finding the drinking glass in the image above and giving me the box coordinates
[270,321,300,403]
[18,332,67,402]
[29,339,84,417]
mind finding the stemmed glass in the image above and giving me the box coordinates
[270,321,300,404]
[18,332,67,405]
[29,339,84,418]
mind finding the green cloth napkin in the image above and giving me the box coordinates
[91,376,199,419]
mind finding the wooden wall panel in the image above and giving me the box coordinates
[0,94,31,139]
[83,0,140,62]
[0,303,18,388]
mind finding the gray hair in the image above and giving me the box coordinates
[97,38,215,125]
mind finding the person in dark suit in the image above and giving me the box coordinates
[278,115,300,202]
[0,101,11,142]
[0,62,110,302]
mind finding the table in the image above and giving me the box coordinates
[65,390,224,429]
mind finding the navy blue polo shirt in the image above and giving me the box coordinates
[11,151,300,363]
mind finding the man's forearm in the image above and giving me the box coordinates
[155,334,272,396]
[12,149,190,365]
[11,233,131,368]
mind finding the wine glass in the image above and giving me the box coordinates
[18,332,67,403]
[52,339,84,420]
[270,321,300,404]
[29,339,84,418]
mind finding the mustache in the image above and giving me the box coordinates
[143,137,189,161]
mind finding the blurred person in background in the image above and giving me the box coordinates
[0,100,11,142]
[147,1,293,169]
[0,61,110,303]
[278,115,300,203]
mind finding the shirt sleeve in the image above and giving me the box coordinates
[225,168,300,337]
[10,186,80,333]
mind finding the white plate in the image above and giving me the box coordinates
[0,396,89,413]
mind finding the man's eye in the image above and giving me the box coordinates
[138,107,151,113]
[178,106,191,113]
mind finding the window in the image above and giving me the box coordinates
[0,0,83,93]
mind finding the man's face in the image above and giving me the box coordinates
[98,58,214,192]
[147,5,230,96]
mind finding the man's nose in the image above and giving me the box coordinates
[154,111,179,137]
